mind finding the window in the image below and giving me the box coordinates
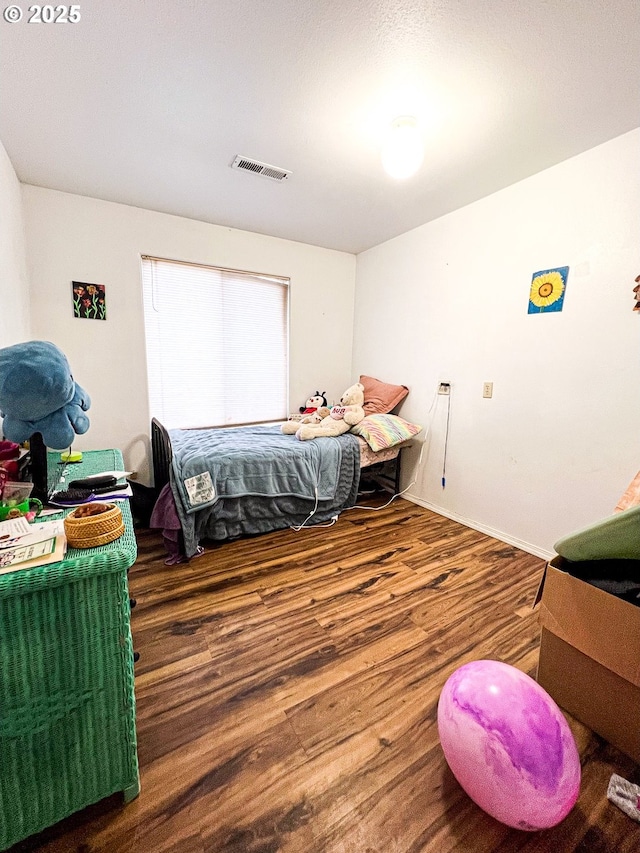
[141,256,289,429]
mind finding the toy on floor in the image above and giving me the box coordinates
[0,341,90,450]
[437,660,580,831]
[607,774,640,823]
[295,383,365,440]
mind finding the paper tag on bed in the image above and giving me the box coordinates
[184,472,215,506]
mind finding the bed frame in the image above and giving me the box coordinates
[361,451,403,494]
[151,418,173,492]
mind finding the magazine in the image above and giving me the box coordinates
[0,521,67,575]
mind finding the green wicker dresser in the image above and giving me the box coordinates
[0,449,139,851]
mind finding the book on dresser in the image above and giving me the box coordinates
[0,519,67,574]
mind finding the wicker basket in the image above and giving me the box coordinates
[64,503,125,549]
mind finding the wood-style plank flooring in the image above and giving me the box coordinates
[10,498,640,852]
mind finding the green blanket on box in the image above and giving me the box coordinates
[554,504,640,562]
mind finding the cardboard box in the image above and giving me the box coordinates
[616,469,640,512]
[536,556,640,764]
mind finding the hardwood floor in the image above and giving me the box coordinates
[10,498,640,852]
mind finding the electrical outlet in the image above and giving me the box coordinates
[438,382,451,395]
[483,382,493,399]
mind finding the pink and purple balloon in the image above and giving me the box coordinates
[437,660,580,831]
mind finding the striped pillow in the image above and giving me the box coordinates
[351,414,422,452]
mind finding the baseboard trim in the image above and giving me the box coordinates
[402,492,553,561]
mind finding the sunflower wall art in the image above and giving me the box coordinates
[527,267,568,314]
[72,281,107,320]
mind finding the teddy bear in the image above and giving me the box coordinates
[0,340,91,450]
[295,382,365,440]
[306,406,331,424]
[281,405,330,434]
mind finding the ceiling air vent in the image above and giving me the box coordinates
[231,155,291,182]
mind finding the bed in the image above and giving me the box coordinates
[150,418,407,558]
[149,376,421,559]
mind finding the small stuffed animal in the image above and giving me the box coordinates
[296,383,365,440]
[281,405,330,434]
[306,406,331,424]
[299,391,327,415]
[283,391,328,428]
[0,341,91,450]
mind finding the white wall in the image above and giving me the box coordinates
[22,188,356,483]
[0,140,30,346]
[353,129,640,557]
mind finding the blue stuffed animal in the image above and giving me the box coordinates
[0,341,91,450]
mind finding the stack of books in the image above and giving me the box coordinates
[0,516,67,575]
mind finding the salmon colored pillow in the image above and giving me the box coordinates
[359,375,409,415]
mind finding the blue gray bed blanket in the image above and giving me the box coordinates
[169,424,360,556]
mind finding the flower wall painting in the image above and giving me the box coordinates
[528,267,568,314]
[72,281,106,320]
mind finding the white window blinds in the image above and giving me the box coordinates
[142,256,289,429]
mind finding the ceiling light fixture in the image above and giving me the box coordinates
[381,116,424,180]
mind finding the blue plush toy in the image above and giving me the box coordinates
[0,341,91,450]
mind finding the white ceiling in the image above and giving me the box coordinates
[1,1,639,254]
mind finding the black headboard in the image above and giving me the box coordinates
[151,418,172,491]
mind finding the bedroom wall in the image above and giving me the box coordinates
[0,139,30,347]
[353,128,640,557]
[22,187,356,483]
